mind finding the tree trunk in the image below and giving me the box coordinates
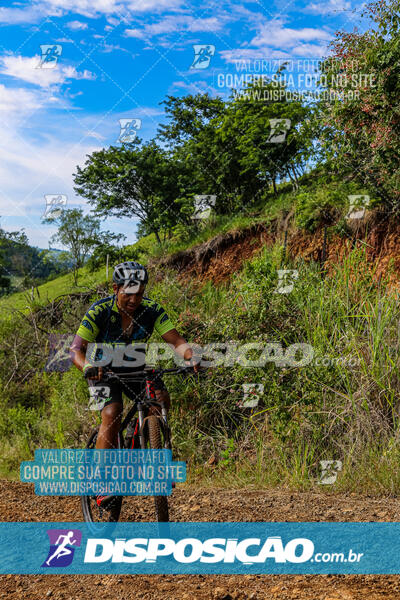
[286,168,295,190]
[290,166,299,191]
[272,178,277,195]
[154,229,161,245]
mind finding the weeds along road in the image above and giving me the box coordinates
[1,481,400,599]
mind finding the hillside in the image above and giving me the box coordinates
[1,173,400,497]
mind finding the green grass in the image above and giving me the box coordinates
[151,243,400,494]
[2,237,400,493]
[0,265,107,318]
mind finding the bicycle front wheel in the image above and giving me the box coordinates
[80,427,123,525]
[144,415,169,522]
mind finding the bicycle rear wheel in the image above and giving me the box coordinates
[80,427,123,525]
[143,415,169,522]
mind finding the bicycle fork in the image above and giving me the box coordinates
[137,402,146,449]
[137,401,171,450]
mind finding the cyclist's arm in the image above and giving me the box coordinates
[153,304,199,367]
[161,328,200,371]
[71,303,103,379]
[70,335,103,380]
[70,334,88,371]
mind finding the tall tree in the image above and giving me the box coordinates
[158,93,260,213]
[218,77,312,198]
[320,0,400,209]
[45,208,124,284]
[74,141,194,244]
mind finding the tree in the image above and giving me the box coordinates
[158,93,226,146]
[86,242,137,273]
[74,141,194,244]
[218,77,313,198]
[319,0,400,209]
[157,87,314,214]
[0,273,10,294]
[0,227,33,293]
[45,208,124,284]
[35,249,73,282]
[158,93,261,214]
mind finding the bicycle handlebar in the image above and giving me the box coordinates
[100,365,201,383]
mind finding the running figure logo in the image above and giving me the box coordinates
[118,118,142,143]
[267,119,291,143]
[190,45,215,69]
[38,45,62,68]
[42,529,82,567]
[44,334,74,373]
[42,194,67,220]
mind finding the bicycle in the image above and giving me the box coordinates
[80,365,196,525]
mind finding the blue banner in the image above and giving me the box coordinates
[20,449,186,496]
[1,522,400,574]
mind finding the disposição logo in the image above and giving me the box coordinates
[42,529,82,567]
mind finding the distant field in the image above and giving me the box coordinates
[0,265,107,317]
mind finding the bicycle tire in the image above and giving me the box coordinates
[80,427,123,524]
[145,415,169,522]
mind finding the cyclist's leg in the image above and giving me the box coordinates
[97,402,122,449]
[154,388,170,408]
[150,376,170,415]
[87,380,123,450]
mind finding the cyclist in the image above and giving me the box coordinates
[70,261,198,507]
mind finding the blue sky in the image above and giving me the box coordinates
[0,0,366,249]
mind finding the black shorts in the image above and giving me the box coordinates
[88,374,167,412]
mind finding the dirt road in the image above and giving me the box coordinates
[1,480,400,599]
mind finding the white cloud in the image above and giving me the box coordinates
[0,75,100,233]
[0,0,184,23]
[124,28,145,39]
[0,109,100,227]
[40,0,121,17]
[290,43,332,57]
[126,0,182,11]
[305,0,352,14]
[170,80,211,95]
[125,15,222,39]
[251,21,332,49]
[99,42,131,53]
[64,66,97,80]
[0,81,165,235]
[1,223,60,250]
[125,28,147,40]
[0,84,44,115]
[105,16,121,26]
[0,55,96,89]
[0,5,47,24]
[66,20,88,29]
[84,130,105,140]
[218,21,333,61]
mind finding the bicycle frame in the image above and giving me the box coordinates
[119,394,169,450]
[101,367,188,449]
[81,365,200,525]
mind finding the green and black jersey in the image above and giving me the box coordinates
[76,295,175,369]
